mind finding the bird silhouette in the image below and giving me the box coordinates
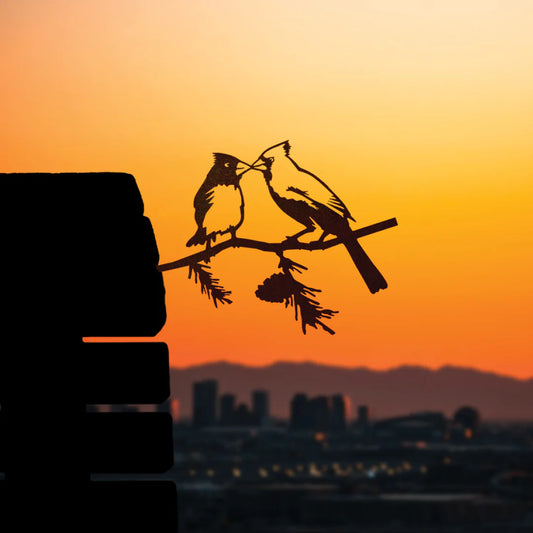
[187,153,252,250]
[252,141,388,293]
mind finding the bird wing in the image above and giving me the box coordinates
[201,184,243,238]
[284,182,353,221]
[193,183,215,226]
[283,156,355,221]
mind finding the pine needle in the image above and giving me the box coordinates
[256,270,338,335]
[188,262,232,307]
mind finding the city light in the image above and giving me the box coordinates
[309,463,322,477]
[170,377,526,530]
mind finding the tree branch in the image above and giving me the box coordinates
[157,217,398,272]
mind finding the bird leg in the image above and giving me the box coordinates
[284,226,315,244]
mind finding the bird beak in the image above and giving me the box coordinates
[251,157,272,171]
[236,160,254,177]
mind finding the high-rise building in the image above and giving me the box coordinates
[233,403,255,426]
[192,379,218,428]
[331,394,347,431]
[220,393,236,426]
[309,396,331,431]
[252,390,269,425]
[357,405,370,429]
[291,394,337,431]
[290,393,310,430]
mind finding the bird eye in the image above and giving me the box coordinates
[224,162,230,168]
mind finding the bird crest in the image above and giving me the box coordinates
[212,153,239,166]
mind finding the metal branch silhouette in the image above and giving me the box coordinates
[158,218,397,272]
[158,141,398,334]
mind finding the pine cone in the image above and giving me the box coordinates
[255,273,293,303]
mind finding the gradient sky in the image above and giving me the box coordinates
[2,1,532,377]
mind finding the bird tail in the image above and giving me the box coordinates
[186,227,207,247]
[340,233,388,293]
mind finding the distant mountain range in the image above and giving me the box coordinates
[169,361,533,421]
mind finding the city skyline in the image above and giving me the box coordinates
[168,360,533,422]
[187,376,479,434]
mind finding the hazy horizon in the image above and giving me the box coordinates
[169,358,533,381]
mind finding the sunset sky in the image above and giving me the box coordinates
[1,1,532,377]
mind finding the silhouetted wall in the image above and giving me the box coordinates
[0,173,175,532]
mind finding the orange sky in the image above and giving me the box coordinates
[1,1,532,377]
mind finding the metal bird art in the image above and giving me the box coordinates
[160,142,397,334]
[187,153,252,249]
[251,141,388,294]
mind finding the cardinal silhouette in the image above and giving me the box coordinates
[252,141,388,293]
[187,153,252,249]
